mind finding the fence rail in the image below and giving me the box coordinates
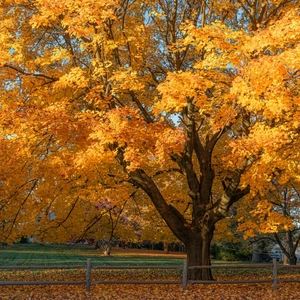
[182,258,300,290]
[0,258,300,291]
[0,265,86,270]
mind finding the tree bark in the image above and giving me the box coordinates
[104,244,112,256]
[275,232,298,265]
[252,242,260,263]
[289,254,297,265]
[129,166,249,281]
[185,227,214,280]
[163,242,169,254]
[283,240,289,265]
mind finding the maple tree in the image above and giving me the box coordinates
[0,0,300,280]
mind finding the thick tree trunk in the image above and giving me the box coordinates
[185,228,214,280]
[129,168,249,282]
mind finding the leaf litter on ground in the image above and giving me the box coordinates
[1,269,300,300]
[1,283,300,299]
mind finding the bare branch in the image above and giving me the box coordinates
[3,64,58,82]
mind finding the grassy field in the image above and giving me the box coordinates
[0,243,279,279]
[0,243,277,280]
[0,243,186,266]
[0,243,186,287]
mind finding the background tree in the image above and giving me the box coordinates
[139,202,180,253]
[0,0,299,280]
[238,181,300,265]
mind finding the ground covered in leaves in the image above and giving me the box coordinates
[1,282,300,299]
[1,269,300,299]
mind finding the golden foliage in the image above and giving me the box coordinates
[0,0,299,246]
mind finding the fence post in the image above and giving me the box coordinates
[86,258,92,292]
[182,259,188,291]
[272,258,277,290]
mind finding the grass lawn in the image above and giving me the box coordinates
[0,243,278,280]
[0,243,251,266]
[0,243,276,281]
[0,243,186,266]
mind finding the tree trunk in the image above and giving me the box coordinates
[163,242,169,254]
[128,167,249,282]
[252,243,260,263]
[95,240,101,250]
[284,236,289,265]
[104,245,112,256]
[289,254,297,265]
[185,229,214,280]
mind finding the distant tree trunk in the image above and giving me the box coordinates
[163,242,169,254]
[95,240,101,250]
[95,240,112,255]
[287,231,297,265]
[289,254,297,265]
[275,232,298,265]
[104,244,112,256]
[283,241,289,265]
[252,243,260,263]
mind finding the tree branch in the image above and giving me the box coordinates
[129,168,188,242]
[3,64,58,82]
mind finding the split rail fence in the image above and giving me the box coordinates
[0,258,299,291]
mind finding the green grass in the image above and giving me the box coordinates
[0,243,185,266]
[0,244,186,282]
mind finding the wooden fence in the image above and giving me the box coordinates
[0,258,299,291]
[182,258,300,290]
[0,259,182,292]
